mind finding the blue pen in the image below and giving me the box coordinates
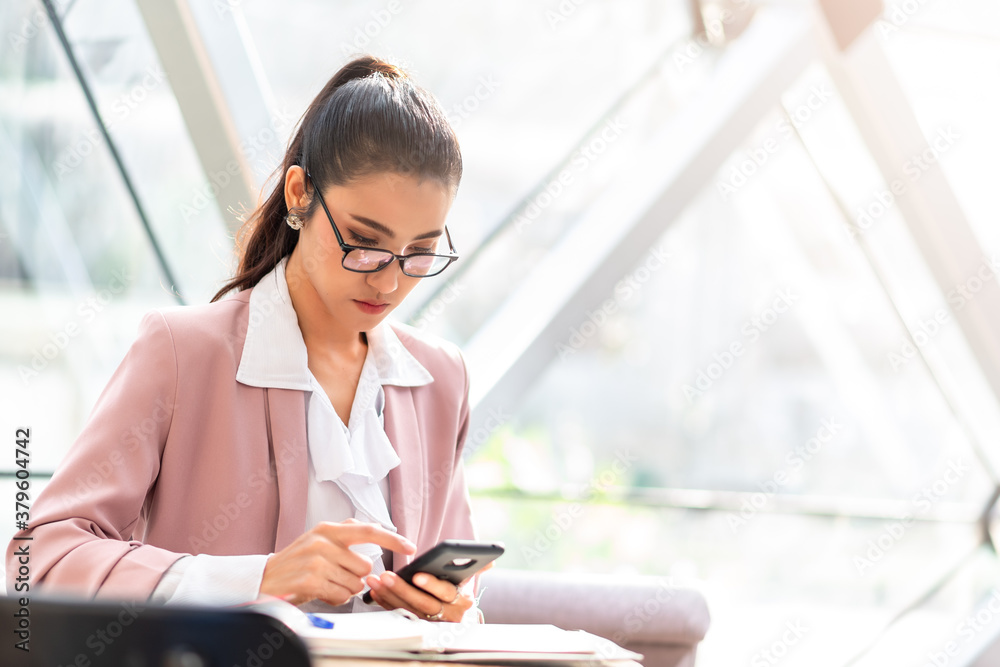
[307,613,335,629]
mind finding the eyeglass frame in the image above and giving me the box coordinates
[305,172,459,278]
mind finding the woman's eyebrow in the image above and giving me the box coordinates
[350,214,444,241]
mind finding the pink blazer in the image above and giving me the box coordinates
[5,287,476,599]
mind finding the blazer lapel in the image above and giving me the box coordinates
[384,385,424,570]
[263,387,309,551]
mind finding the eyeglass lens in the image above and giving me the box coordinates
[343,249,449,276]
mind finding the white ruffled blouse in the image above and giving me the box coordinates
[150,255,432,607]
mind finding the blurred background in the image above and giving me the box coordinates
[3,0,1000,664]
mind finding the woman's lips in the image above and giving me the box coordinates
[354,300,389,315]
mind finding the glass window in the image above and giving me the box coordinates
[1,0,233,477]
[5,0,1000,663]
[466,60,1000,663]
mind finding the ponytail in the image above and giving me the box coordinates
[211,55,462,302]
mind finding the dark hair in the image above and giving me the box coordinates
[210,56,463,302]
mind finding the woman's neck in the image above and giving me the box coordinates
[284,254,367,360]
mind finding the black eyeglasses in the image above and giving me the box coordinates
[307,173,458,278]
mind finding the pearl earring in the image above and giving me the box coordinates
[286,213,304,230]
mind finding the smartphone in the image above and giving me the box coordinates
[362,539,504,604]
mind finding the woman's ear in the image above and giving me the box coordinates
[284,165,310,213]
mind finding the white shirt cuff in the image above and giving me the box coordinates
[150,553,271,606]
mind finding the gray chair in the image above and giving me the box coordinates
[478,569,710,667]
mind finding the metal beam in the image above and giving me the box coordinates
[464,7,817,443]
[41,0,185,303]
[133,0,255,237]
[820,24,1000,453]
[182,0,288,192]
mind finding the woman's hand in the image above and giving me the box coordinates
[259,518,416,606]
[366,561,494,622]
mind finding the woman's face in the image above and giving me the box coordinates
[286,169,453,334]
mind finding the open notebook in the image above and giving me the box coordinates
[242,597,642,663]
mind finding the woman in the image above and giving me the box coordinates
[6,56,480,622]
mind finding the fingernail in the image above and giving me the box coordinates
[414,573,429,586]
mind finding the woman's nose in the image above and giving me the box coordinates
[366,261,401,294]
